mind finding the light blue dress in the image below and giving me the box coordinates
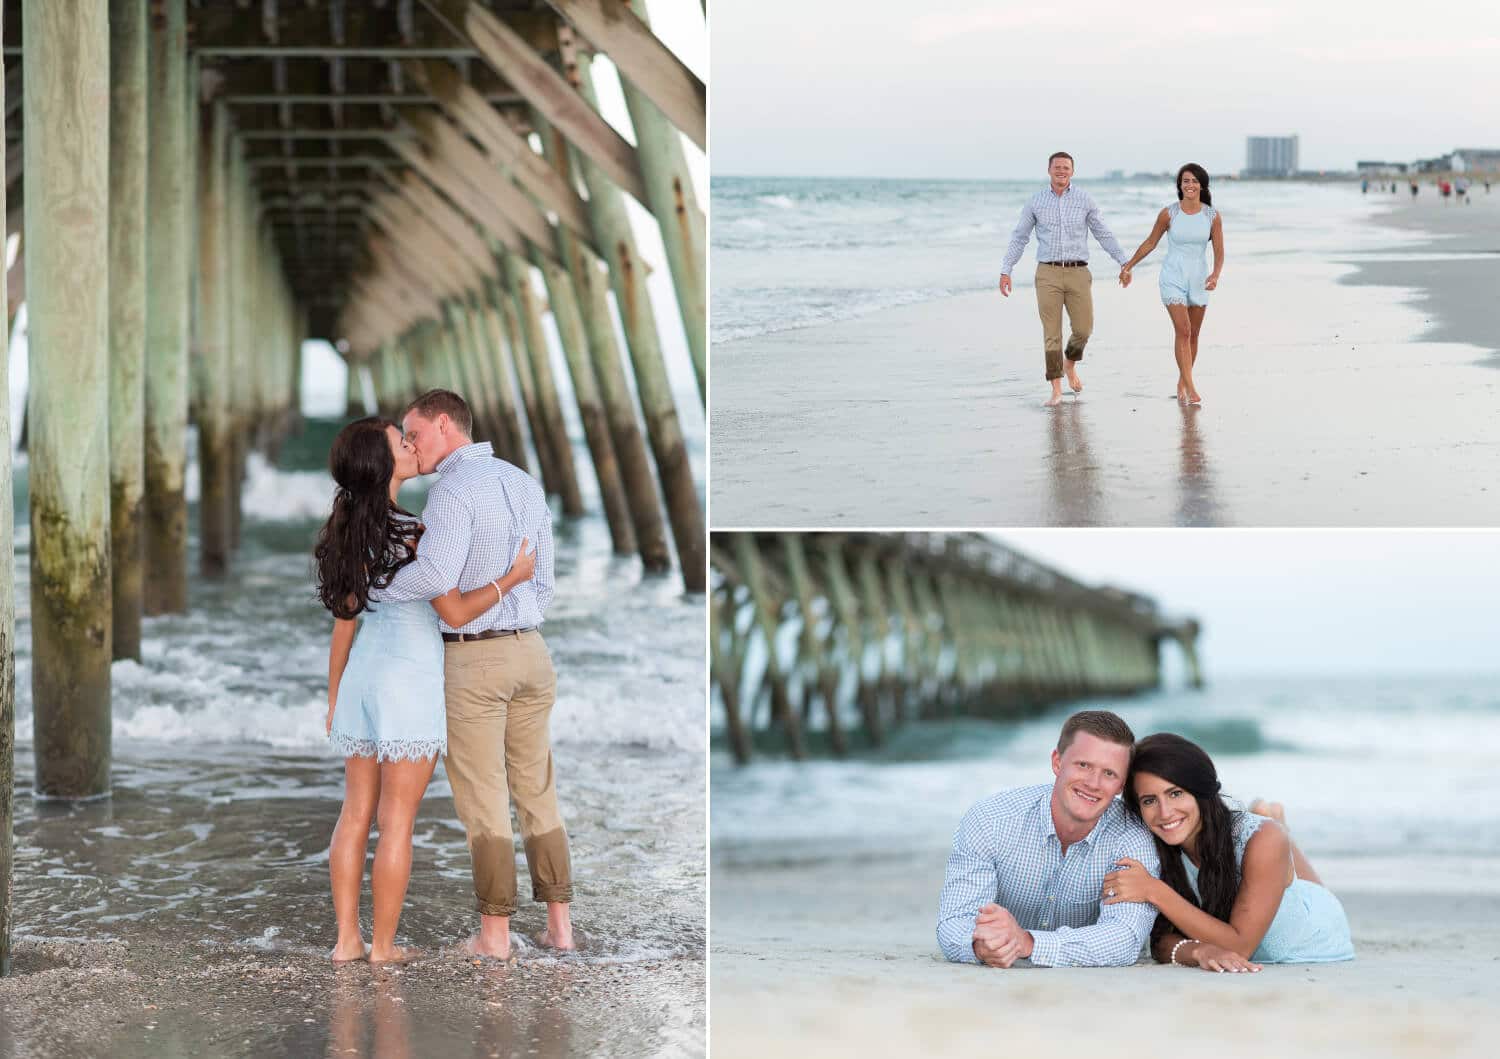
[328,552,447,762]
[1158,202,1217,307]
[1183,812,1355,963]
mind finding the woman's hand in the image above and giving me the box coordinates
[1204,273,1219,291]
[1101,857,1157,905]
[1192,942,1261,973]
[1119,266,1132,288]
[510,537,536,584]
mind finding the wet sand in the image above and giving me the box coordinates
[710,846,1500,1058]
[710,194,1500,527]
[0,746,705,1058]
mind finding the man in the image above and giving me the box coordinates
[999,152,1132,407]
[936,710,1159,967]
[380,388,574,958]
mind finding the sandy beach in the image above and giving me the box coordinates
[710,188,1500,527]
[710,845,1500,1058]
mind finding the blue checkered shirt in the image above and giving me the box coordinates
[376,442,555,632]
[937,783,1160,967]
[1000,185,1128,276]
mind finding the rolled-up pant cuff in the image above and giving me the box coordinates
[532,883,573,904]
[476,897,518,917]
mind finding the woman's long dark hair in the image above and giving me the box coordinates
[1125,733,1239,945]
[313,416,421,620]
[1176,162,1213,207]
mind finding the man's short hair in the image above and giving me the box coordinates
[404,388,472,437]
[1049,151,1075,167]
[1056,710,1134,755]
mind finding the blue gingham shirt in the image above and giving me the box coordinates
[376,442,555,632]
[1000,185,1129,276]
[937,783,1160,967]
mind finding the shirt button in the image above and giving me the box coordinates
[1048,895,1055,901]
[1042,921,1049,927]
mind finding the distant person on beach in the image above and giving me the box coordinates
[1440,180,1452,203]
[998,151,1132,407]
[1103,733,1355,968]
[1456,177,1470,203]
[1119,164,1225,406]
[1410,180,1419,198]
[317,415,537,964]
[936,711,1170,967]
[379,388,576,961]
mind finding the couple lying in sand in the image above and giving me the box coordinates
[937,710,1354,971]
[315,389,575,965]
[998,152,1226,407]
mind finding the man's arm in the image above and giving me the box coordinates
[378,487,475,602]
[999,201,1038,277]
[1026,831,1161,967]
[936,805,1000,964]
[1085,197,1130,266]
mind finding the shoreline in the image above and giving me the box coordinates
[709,195,1500,527]
[710,845,1500,1057]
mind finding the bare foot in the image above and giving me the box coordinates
[331,939,368,964]
[1066,366,1083,393]
[1044,393,1063,407]
[368,945,423,966]
[1249,799,1286,826]
[1187,390,1203,405]
[463,934,511,961]
[1176,382,1187,402]
[538,927,576,952]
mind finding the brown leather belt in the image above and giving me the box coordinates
[1041,260,1088,268]
[442,627,536,643]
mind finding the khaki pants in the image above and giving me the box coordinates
[443,630,572,916]
[1034,264,1095,381]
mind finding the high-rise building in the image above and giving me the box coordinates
[1244,136,1299,177]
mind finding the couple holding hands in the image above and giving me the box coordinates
[998,152,1226,407]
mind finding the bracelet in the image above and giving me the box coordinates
[1170,938,1198,967]
[492,578,504,601]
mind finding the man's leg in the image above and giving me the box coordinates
[443,641,520,957]
[1034,265,1066,405]
[1060,267,1094,384]
[502,631,574,949]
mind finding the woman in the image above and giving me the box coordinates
[315,416,536,964]
[1119,163,1225,405]
[1102,733,1354,972]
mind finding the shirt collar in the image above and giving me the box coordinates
[435,440,493,475]
[1047,183,1074,197]
[1036,787,1110,848]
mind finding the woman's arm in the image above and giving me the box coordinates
[1152,929,1262,972]
[429,536,536,627]
[327,615,358,734]
[1121,209,1172,271]
[1206,213,1225,289]
[1105,826,1291,958]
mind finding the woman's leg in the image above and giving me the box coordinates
[1167,304,1197,402]
[1188,305,1207,367]
[368,753,440,962]
[330,755,381,961]
[1249,799,1324,886]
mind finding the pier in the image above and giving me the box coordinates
[0,0,704,971]
[710,532,1202,764]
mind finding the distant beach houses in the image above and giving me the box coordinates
[1357,148,1500,177]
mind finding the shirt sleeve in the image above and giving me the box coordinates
[378,486,474,602]
[1085,197,1129,266]
[532,490,555,615]
[1000,201,1037,277]
[936,804,999,964]
[1026,829,1161,967]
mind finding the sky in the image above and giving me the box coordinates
[711,0,1499,179]
[996,530,1500,678]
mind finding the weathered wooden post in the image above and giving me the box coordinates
[25,0,114,798]
[196,100,233,576]
[109,0,149,658]
[143,0,190,613]
[0,14,15,976]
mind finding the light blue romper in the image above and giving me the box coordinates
[1158,202,1217,308]
[1184,812,1355,964]
[328,537,447,762]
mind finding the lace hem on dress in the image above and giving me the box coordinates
[328,732,446,762]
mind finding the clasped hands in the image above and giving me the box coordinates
[1118,265,1133,288]
[971,903,1034,967]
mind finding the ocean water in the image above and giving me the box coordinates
[711,176,1423,345]
[7,418,705,967]
[710,674,1500,877]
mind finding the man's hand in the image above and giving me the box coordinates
[998,274,1013,297]
[971,904,1033,967]
[1119,266,1132,288]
